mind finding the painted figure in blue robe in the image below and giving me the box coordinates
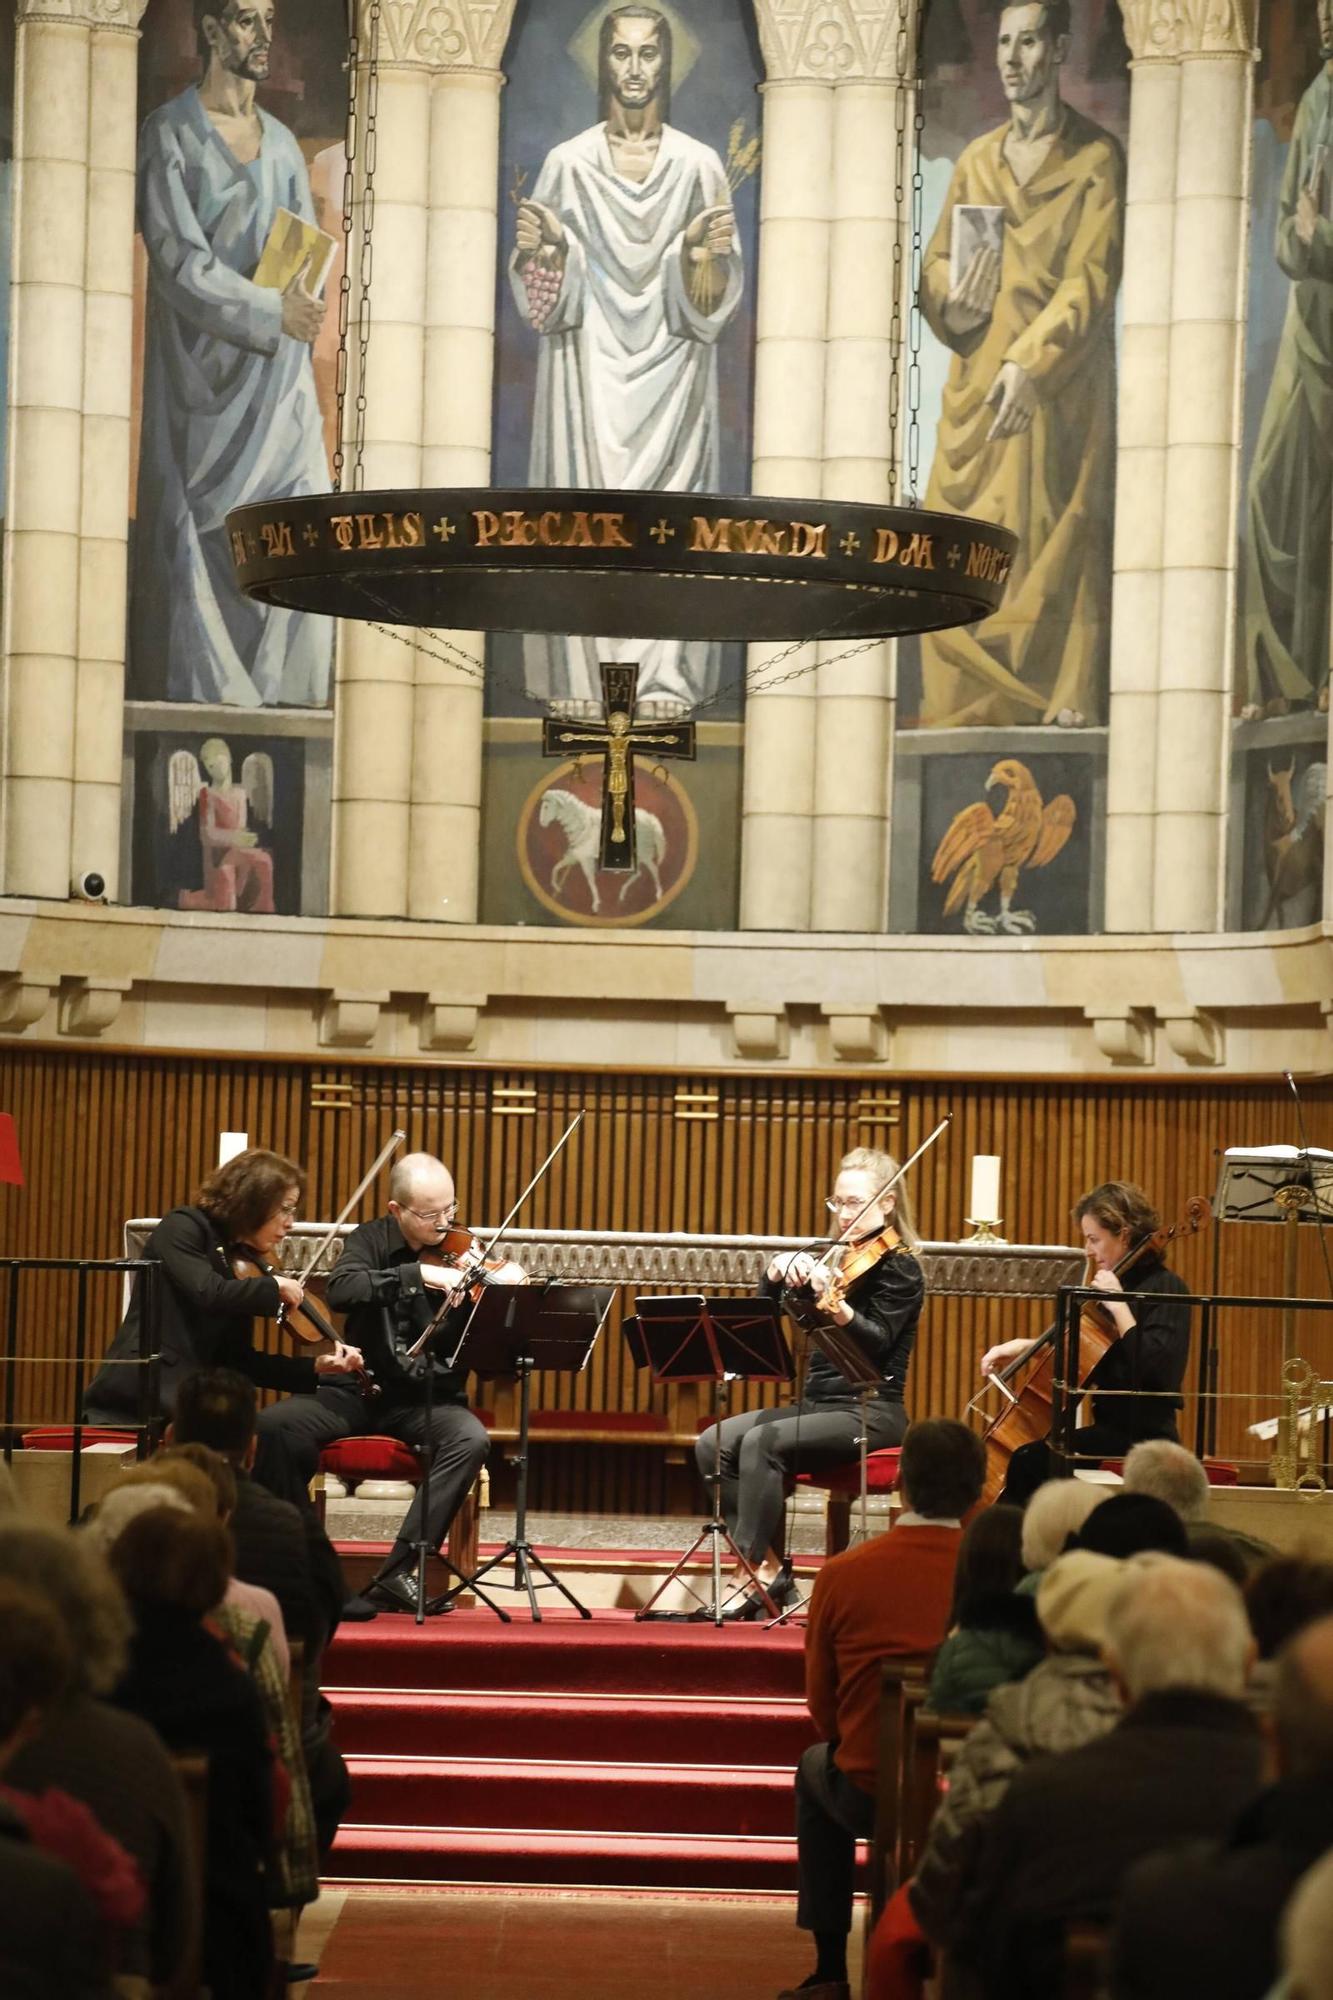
[129,0,332,708]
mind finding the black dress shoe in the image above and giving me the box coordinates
[365,1570,424,1614]
[340,1592,379,1621]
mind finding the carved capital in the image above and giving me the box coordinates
[59,977,131,1038]
[820,1005,892,1064]
[753,0,917,85]
[1176,0,1258,57]
[419,993,483,1053]
[1120,0,1183,62]
[361,0,518,73]
[1161,1007,1225,1066]
[319,990,388,1049]
[726,1003,790,1062]
[18,0,147,25]
[0,976,53,1033]
[1085,1006,1155,1066]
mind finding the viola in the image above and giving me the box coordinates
[229,1243,380,1401]
[975,1195,1210,1505]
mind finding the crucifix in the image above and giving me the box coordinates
[541,664,696,872]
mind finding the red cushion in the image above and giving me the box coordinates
[529,1410,668,1435]
[798,1447,902,1496]
[320,1436,422,1483]
[21,1428,138,1451]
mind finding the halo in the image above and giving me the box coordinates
[568,1,701,96]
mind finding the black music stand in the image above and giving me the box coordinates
[431,1282,612,1622]
[627,1295,793,1626]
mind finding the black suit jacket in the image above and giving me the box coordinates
[963,1689,1264,1999]
[85,1205,318,1420]
[325,1212,470,1402]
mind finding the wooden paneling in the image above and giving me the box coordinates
[3,1046,1332,1508]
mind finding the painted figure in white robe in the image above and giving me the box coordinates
[130,0,332,709]
[511,6,742,714]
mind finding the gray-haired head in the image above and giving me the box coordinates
[1122,1440,1210,1524]
[1021,1476,1108,1572]
[1104,1554,1253,1702]
[0,1519,132,1697]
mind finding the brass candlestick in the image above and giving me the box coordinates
[963,1218,1008,1245]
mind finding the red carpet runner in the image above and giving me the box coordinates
[324,1605,815,1891]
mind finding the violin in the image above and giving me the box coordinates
[433,1224,529,1298]
[974,1195,1210,1504]
[783,1224,903,1324]
[229,1243,380,1402]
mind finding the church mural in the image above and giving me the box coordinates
[122,0,347,916]
[480,0,761,930]
[0,1,16,605]
[1229,0,1331,929]
[891,0,1129,937]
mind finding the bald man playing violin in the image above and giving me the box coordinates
[685,1148,926,1620]
[257,1151,526,1615]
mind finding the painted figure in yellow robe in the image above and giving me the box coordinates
[1241,0,1333,717]
[919,0,1124,729]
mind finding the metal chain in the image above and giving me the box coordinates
[906,14,926,505]
[886,3,911,502]
[352,0,381,494]
[331,2,360,493]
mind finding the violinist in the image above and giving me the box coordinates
[694,1147,925,1617]
[258,1151,526,1615]
[84,1149,366,1426]
[980,1179,1193,1505]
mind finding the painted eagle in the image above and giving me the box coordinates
[930,758,1076,935]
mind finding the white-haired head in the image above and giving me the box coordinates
[80,1481,193,1558]
[1122,1440,1210,1524]
[1103,1554,1253,1702]
[1021,1477,1108,1572]
[1282,1847,1333,2000]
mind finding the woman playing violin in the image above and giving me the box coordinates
[980,1180,1193,1505]
[258,1151,526,1615]
[85,1149,366,1426]
[692,1148,926,1617]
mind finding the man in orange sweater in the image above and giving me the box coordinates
[780,1418,986,2000]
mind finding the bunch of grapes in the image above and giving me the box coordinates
[522,251,562,332]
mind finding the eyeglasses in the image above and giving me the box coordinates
[825,1196,872,1215]
[404,1204,458,1227]
[276,1200,300,1219]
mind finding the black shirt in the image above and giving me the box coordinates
[761,1244,925,1404]
[325,1213,469,1402]
[1086,1253,1192,1440]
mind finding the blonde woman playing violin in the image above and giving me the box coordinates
[693,1148,926,1619]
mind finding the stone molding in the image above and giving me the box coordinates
[1161,1007,1225,1066]
[361,0,518,72]
[1120,0,1184,62]
[821,1004,892,1063]
[726,1002,790,1061]
[420,993,483,1053]
[59,977,131,1038]
[0,976,52,1032]
[319,990,389,1048]
[1085,1005,1155,1066]
[1175,0,1258,57]
[17,0,147,26]
[752,0,916,84]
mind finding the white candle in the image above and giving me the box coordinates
[970,1155,1002,1222]
[218,1131,249,1166]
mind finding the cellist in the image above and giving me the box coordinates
[693,1147,926,1617]
[980,1179,1193,1505]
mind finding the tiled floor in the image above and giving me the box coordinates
[295,1884,863,1999]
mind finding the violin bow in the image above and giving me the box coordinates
[804,1113,954,1278]
[295,1127,407,1286]
[406,1110,585,1360]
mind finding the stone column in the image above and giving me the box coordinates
[411,2,518,924]
[1151,0,1257,932]
[739,6,836,930]
[330,16,431,918]
[2,0,93,898]
[71,0,146,899]
[1104,1,1181,932]
[811,5,913,933]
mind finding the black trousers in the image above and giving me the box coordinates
[999,1418,1180,1506]
[795,1741,876,1936]
[695,1398,907,1564]
[257,1384,489,1563]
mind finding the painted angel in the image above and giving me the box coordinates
[170,738,277,914]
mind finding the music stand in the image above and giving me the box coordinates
[627,1295,793,1625]
[432,1282,612,1622]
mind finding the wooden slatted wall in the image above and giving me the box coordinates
[3,1044,1332,1509]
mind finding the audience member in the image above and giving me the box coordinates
[1018,1476,1108,1574]
[106,1503,277,2000]
[1281,1846,1333,2000]
[1123,1438,1272,1574]
[962,1557,1263,1999]
[1111,1612,1333,1999]
[144,1443,292,1678]
[0,1580,113,1999]
[911,1549,1127,1953]
[170,1367,351,1859]
[927,1505,1042,1715]
[779,1418,986,2000]
[0,1520,196,1991]
[1247,1558,1333,1660]
[1071,1490,1189,1558]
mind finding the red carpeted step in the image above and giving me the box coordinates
[325,1610,806,1700]
[343,1755,794,1838]
[327,1823,800,1893]
[328,1688,817,1766]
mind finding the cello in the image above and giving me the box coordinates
[975,1194,1210,1505]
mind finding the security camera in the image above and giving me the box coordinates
[71,872,108,903]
